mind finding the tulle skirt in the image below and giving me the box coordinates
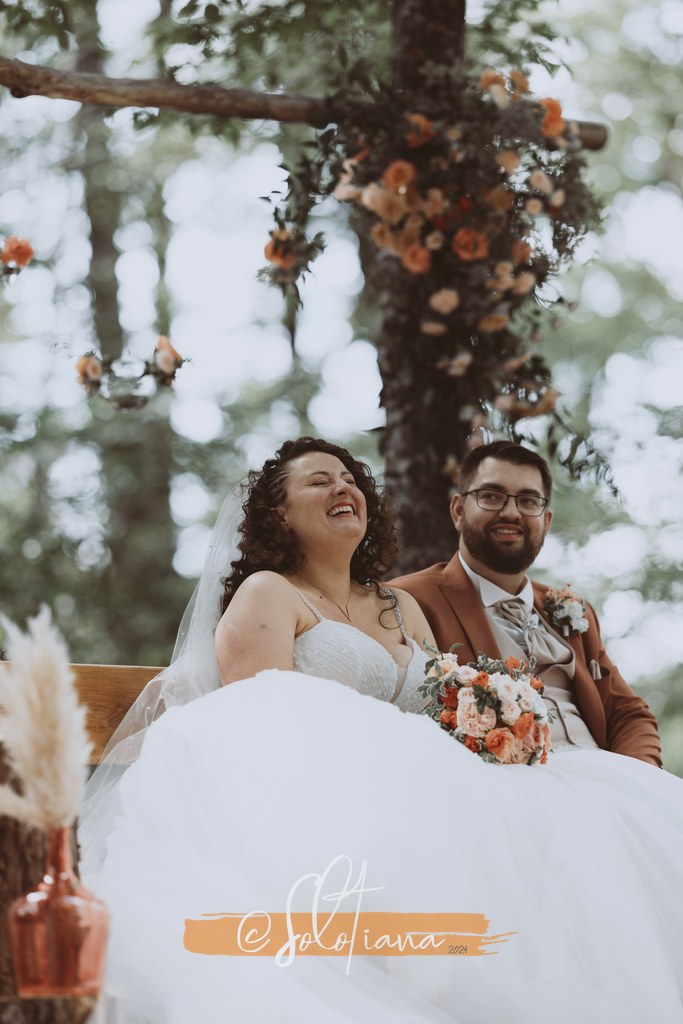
[86,671,683,1024]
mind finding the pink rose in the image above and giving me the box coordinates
[457,689,496,738]
[500,699,521,726]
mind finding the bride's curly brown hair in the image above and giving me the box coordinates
[221,437,397,612]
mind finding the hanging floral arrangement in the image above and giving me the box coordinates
[263,68,601,423]
[75,335,185,410]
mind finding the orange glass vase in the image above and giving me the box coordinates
[8,825,110,997]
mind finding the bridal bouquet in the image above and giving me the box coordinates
[419,650,552,765]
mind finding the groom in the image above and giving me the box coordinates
[392,440,662,767]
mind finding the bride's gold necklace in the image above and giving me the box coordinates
[295,573,354,623]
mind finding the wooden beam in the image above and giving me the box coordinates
[0,55,329,124]
[0,54,608,149]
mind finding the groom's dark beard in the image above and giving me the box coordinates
[459,518,545,575]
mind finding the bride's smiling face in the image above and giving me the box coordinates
[278,451,368,552]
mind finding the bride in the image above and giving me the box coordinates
[80,437,683,1024]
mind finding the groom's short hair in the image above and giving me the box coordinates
[458,441,553,500]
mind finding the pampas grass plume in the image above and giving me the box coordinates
[0,605,92,829]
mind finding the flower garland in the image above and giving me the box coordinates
[263,68,601,423]
[1,233,184,410]
[75,335,185,410]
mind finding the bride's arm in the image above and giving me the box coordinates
[215,572,301,685]
[391,588,437,651]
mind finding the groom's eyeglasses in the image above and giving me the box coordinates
[462,488,549,516]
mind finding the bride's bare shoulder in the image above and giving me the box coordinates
[228,571,296,608]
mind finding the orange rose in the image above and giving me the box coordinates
[371,222,397,252]
[1,236,34,267]
[511,239,533,264]
[484,727,516,762]
[440,708,459,729]
[382,159,418,194]
[452,227,490,262]
[505,656,522,671]
[401,243,431,274]
[360,183,409,225]
[480,68,506,91]
[484,185,514,212]
[530,676,544,692]
[463,735,481,753]
[264,229,297,270]
[405,113,435,148]
[512,711,535,740]
[429,288,460,315]
[539,98,566,139]
[441,685,460,710]
[497,150,520,175]
[471,671,489,690]
[510,69,530,95]
[421,321,447,336]
[478,312,510,332]
[76,354,103,383]
[512,271,537,295]
[154,335,183,375]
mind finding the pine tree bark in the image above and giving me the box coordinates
[379,0,470,572]
[71,0,183,663]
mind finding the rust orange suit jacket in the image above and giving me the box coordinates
[391,554,662,768]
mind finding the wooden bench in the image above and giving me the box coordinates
[72,664,164,764]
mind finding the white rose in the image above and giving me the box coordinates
[500,699,521,725]
[491,675,517,703]
[532,692,547,717]
[455,665,479,684]
[517,682,535,712]
[437,654,459,674]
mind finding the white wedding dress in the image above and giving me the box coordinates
[86,598,683,1024]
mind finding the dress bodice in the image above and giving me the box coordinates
[291,588,430,713]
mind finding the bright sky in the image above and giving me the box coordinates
[1,0,682,685]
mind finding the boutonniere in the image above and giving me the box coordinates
[543,585,589,637]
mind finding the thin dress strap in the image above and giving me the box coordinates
[290,585,325,622]
[380,587,409,641]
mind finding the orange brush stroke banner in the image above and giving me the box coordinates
[184,912,514,958]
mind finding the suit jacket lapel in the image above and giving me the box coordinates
[441,554,501,660]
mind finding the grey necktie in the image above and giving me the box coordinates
[493,598,571,669]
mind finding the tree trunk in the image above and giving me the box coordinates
[393,0,466,94]
[377,305,471,573]
[380,0,470,572]
[71,5,125,365]
[71,0,184,664]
